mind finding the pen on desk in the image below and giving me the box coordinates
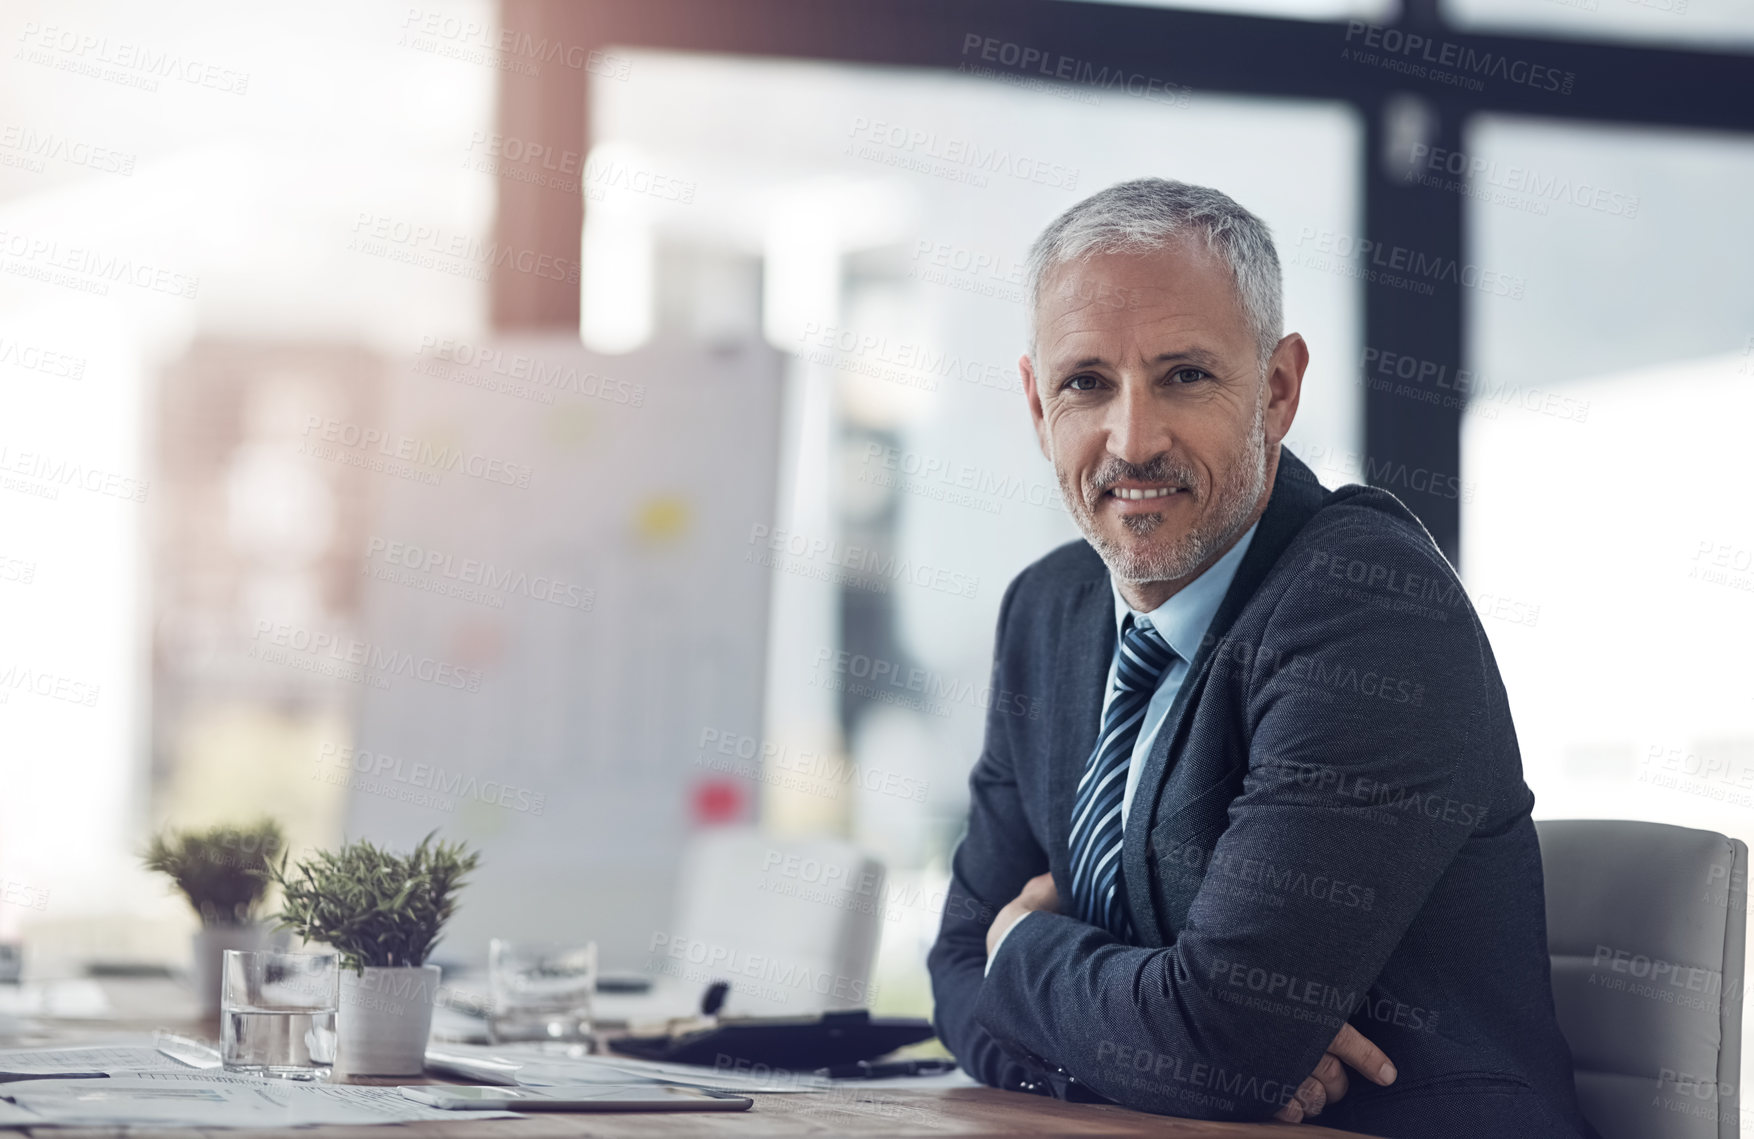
[816,1058,958,1080]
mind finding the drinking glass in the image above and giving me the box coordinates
[487,939,597,1044]
[220,950,339,1080]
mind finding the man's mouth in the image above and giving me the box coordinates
[1105,485,1185,502]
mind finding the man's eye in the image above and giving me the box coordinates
[1062,374,1101,392]
[1170,368,1211,385]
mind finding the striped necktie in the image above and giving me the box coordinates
[1068,615,1178,940]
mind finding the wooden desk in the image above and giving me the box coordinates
[3,979,1379,1138]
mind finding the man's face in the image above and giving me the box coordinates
[1021,238,1303,589]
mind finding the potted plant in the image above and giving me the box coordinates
[267,831,479,1077]
[142,820,285,1017]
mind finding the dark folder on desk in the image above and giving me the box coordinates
[609,1009,935,1070]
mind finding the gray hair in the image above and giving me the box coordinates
[1024,177,1283,370]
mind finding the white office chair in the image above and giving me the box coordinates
[1538,819,1748,1139]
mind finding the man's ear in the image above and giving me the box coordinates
[1020,353,1051,461]
[1264,332,1308,448]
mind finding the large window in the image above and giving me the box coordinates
[590,50,1365,1010]
[1460,115,1754,1092]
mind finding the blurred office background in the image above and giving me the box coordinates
[0,0,1751,1045]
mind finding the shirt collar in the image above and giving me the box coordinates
[1110,520,1260,663]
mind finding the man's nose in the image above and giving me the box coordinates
[1106,379,1171,466]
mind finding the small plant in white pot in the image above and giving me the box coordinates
[267,832,479,1077]
[142,820,285,1018]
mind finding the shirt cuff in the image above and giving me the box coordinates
[983,910,1035,976]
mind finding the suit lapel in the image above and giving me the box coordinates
[1121,449,1328,940]
[1045,577,1115,895]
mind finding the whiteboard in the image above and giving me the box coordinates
[341,334,783,969]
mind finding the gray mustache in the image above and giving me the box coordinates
[1088,458,1198,496]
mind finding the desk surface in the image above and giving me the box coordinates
[2,978,1379,1138]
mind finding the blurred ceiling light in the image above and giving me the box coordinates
[762,178,916,353]
[762,192,842,351]
[581,210,656,354]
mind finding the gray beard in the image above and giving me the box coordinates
[1059,394,1268,587]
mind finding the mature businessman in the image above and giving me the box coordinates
[927,178,1598,1139]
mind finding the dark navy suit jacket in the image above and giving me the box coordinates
[927,449,1600,1139]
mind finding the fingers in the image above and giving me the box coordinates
[1021,872,1059,912]
[1329,1023,1398,1086]
[1276,1075,1326,1121]
[1311,1050,1349,1105]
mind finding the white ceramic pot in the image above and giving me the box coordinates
[192,924,268,1018]
[337,964,441,1077]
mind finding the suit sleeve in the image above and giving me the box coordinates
[974,523,1497,1120]
[926,572,1056,1091]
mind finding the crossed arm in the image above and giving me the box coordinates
[927,529,1493,1122]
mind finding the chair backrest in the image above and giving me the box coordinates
[1538,819,1748,1139]
[663,827,885,1018]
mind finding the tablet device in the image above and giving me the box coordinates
[400,1084,753,1112]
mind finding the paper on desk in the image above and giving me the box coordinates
[0,1071,521,1127]
[428,1041,827,1093]
[0,1044,198,1081]
[0,1099,44,1130]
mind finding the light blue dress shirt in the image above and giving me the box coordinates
[986,520,1260,971]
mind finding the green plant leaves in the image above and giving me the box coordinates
[141,819,285,928]
[263,830,480,972]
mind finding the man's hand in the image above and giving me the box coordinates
[1272,1022,1397,1123]
[986,872,1059,957]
